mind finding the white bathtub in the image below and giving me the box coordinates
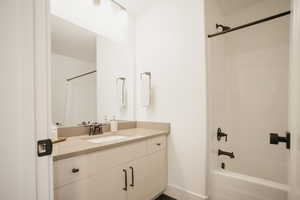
[209,170,289,200]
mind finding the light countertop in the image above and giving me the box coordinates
[53,128,169,161]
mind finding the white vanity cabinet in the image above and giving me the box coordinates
[54,135,167,200]
[127,150,166,200]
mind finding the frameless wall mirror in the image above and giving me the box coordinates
[50,2,135,127]
[51,15,97,126]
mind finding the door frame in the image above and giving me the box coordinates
[12,0,53,199]
[34,0,53,199]
[289,0,300,199]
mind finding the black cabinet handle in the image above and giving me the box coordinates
[129,167,134,187]
[72,168,80,173]
[156,143,161,146]
[123,169,128,191]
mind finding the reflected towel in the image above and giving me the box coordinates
[117,78,126,108]
[141,74,151,107]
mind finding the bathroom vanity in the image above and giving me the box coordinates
[53,126,169,200]
[50,7,166,199]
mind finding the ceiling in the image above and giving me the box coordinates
[120,0,263,16]
[51,15,97,63]
[218,0,262,16]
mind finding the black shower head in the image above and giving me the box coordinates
[216,24,231,32]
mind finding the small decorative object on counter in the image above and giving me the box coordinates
[110,116,118,132]
[104,115,109,124]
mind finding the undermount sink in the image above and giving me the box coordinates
[86,135,129,144]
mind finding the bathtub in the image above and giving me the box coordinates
[209,170,289,200]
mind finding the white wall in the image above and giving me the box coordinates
[51,54,96,125]
[97,34,135,121]
[135,0,208,198]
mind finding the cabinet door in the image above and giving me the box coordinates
[127,156,150,200]
[146,150,167,199]
[128,149,167,200]
[55,165,128,200]
[55,179,89,200]
[88,164,128,200]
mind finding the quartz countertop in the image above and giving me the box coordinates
[53,128,169,161]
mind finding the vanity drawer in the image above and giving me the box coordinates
[54,155,88,188]
[147,136,166,154]
[88,140,147,174]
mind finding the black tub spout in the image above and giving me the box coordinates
[218,149,235,159]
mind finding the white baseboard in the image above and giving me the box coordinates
[164,184,208,200]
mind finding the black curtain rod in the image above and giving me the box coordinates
[208,11,291,38]
[66,70,97,82]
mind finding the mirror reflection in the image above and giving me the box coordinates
[51,16,97,126]
[51,11,134,128]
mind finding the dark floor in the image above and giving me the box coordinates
[156,194,176,200]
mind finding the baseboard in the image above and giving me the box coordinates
[164,184,208,200]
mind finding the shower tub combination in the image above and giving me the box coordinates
[210,170,288,200]
[206,0,291,199]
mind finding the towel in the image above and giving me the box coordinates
[117,78,126,108]
[141,74,151,107]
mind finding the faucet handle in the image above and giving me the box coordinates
[217,128,228,142]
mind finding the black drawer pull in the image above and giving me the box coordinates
[129,167,134,187]
[123,169,128,191]
[72,168,80,173]
[156,143,161,146]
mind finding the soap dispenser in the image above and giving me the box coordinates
[110,116,118,132]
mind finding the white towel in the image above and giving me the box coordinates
[64,81,72,125]
[117,78,126,108]
[141,74,151,107]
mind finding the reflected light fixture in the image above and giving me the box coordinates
[94,0,101,6]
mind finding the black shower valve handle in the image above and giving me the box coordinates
[217,128,228,142]
[270,132,290,149]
